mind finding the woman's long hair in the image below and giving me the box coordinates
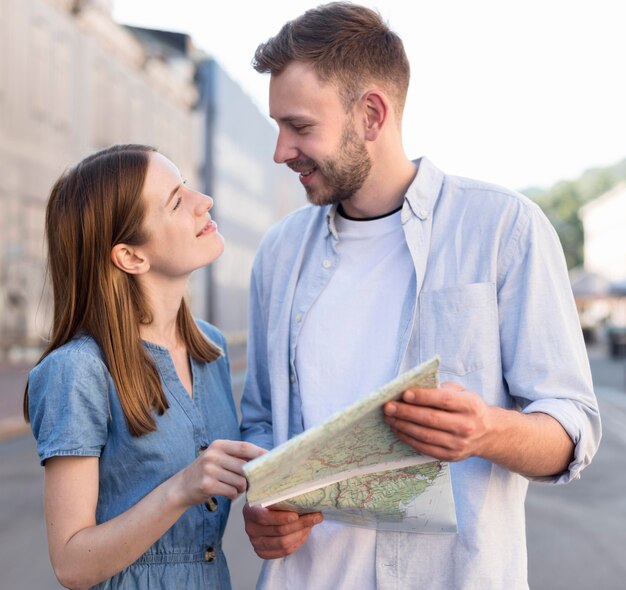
[24,144,222,436]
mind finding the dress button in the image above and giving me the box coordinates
[205,497,218,512]
[204,546,216,562]
[322,259,332,269]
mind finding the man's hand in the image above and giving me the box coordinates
[242,504,323,559]
[383,382,492,462]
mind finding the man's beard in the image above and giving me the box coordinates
[301,121,372,207]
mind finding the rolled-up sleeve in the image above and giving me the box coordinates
[497,203,601,484]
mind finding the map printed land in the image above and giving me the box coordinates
[243,357,457,533]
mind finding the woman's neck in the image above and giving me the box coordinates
[139,320,181,350]
[136,275,187,349]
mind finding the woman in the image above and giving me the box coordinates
[23,144,265,589]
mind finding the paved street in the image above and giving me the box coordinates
[526,385,626,590]
[0,434,60,589]
[0,348,624,589]
[0,362,31,440]
[526,345,626,590]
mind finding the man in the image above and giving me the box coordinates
[240,3,601,589]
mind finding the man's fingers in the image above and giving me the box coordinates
[385,402,450,431]
[246,509,322,537]
[244,503,322,525]
[243,504,323,559]
[384,383,472,419]
[439,381,465,391]
[252,528,312,559]
[387,406,484,462]
[245,505,298,525]
[388,417,454,448]
[403,385,464,408]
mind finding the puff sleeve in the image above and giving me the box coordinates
[28,346,111,465]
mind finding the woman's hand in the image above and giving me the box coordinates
[44,441,265,588]
[171,440,266,508]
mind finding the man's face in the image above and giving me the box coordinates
[269,61,371,206]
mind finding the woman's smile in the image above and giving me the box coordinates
[196,219,217,237]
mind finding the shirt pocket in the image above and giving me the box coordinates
[419,282,499,376]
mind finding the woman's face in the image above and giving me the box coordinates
[137,152,224,279]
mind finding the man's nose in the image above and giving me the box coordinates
[273,132,299,164]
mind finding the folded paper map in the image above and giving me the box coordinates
[243,356,457,534]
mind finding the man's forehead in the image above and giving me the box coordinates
[269,63,343,118]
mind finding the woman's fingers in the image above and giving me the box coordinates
[209,440,268,461]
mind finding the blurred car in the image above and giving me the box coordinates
[607,280,626,358]
[607,323,626,358]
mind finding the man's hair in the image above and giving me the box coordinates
[253,2,410,115]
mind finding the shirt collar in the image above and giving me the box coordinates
[325,204,339,239]
[402,157,445,224]
[324,156,445,237]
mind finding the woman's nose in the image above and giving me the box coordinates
[195,193,213,214]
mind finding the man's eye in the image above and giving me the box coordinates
[172,197,182,211]
[293,125,310,133]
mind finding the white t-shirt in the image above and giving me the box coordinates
[290,208,414,590]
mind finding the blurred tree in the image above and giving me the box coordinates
[522,157,626,269]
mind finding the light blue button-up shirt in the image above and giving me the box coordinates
[241,157,601,589]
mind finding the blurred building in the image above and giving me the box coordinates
[131,28,302,340]
[579,182,626,282]
[0,0,301,359]
[578,182,626,354]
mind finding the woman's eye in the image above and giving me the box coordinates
[172,197,182,211]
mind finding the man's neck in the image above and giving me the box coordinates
[340,158,417,219]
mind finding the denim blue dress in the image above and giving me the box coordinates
[28,320,239,589]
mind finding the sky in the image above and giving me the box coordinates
[113,0,626,191]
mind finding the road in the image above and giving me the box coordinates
[0,349,624,589]
[526,347,626,590]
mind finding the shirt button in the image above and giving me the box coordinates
[198,444,208,457]
[322,259,332,269]
[295,313,302,322]
[205,497,218,512]
[290,373,296,384]
[419,209,429,219]
[204,546,216,562]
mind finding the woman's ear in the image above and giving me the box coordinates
[110,244,149,275]
[361,90,389,141]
